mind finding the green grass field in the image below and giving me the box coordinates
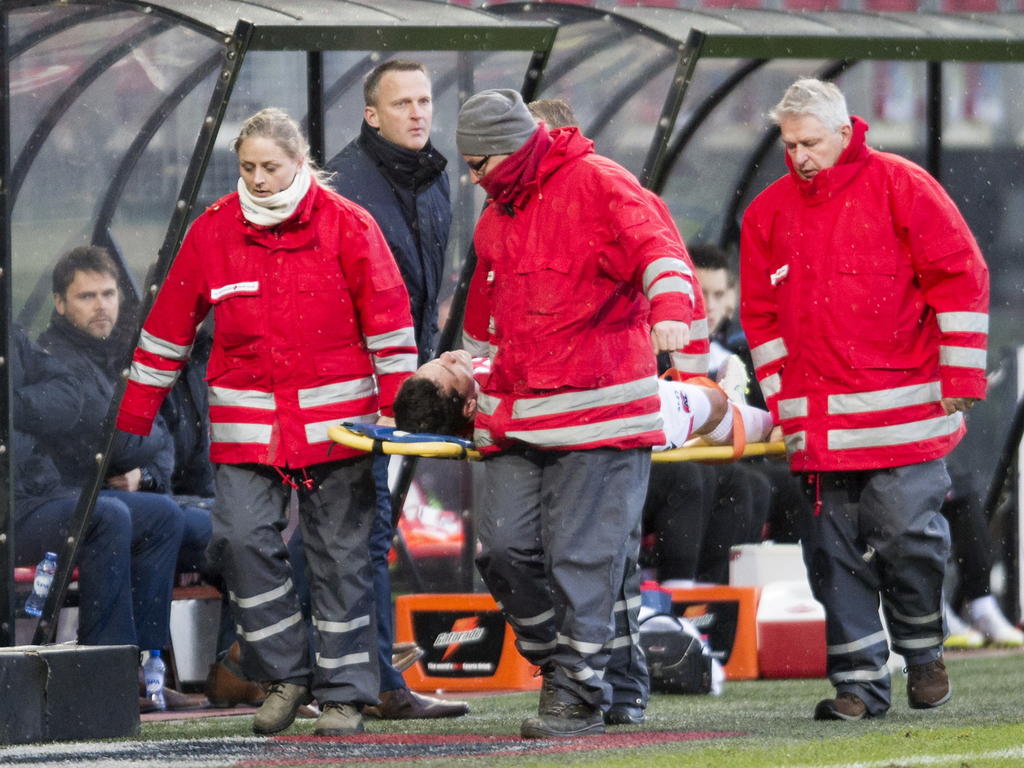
[121,651,1024,768]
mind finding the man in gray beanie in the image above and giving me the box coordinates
[456,89,701,739]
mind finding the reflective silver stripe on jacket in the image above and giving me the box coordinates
[647,275,693,301]
[689,317,709,342]
[827,630,888,656]
[313,614,371,634]
[759,372,781,400]
[751,337,787,369]
[297,377,376,409]
[512,377,658,420]
[643,257,693,293]
[317,651,371,669]
[365,326,415,351]
[128,360,180,389]
[209,386,276,410]
[669,351,709,375]
[305,413,376,445]
[828,413,962,451]
[463,333,490,359]
[784,430,806,453]
[506,411,662,447]
[777,396,808,420]
[211,422,273,444]
[473,427,494,448]
[229,578,294,609]
[936,311,988,334]
[238,611,303,643]
[138,329,192,361]
[939,345,987,370]
[372,352,418,376]
[477,392,500,417]
[828,382,941,416]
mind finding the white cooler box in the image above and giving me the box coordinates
[729,542,809,588]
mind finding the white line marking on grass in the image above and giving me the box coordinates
[783,746,1024,768]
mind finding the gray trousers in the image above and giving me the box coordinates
[603,519,650,710]
[210,460,379,706]
[799,459,951,715]
[476,447,650,709]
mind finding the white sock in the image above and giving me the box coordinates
[704,404,734,444]
[736,402,775,443]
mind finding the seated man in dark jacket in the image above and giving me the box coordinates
[38,247,210,573]
[36,245,208,709]
[12,325,182,658]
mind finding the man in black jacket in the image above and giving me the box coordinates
[12,325,183,653]
[324,60,466,720]
[36,247,208,709]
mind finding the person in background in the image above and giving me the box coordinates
[38,246,206,711]
[741,78,989,721]
[12,324,186,714]
[324,59,467,721]
[116,108,417,737]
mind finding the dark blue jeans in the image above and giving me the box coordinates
[16,490,183,649]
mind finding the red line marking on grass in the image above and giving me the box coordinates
[237,731,742,766]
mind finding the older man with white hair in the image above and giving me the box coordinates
[740,78,989,721]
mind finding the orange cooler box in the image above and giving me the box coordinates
[667,585,760,680]
[394,593,541,692]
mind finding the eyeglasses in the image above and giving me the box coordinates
[466,155,491,175]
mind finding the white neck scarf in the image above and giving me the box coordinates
[237,162,312,227]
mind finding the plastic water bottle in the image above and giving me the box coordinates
[23,552,58,617]
[143,650,167,711]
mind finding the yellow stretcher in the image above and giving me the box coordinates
[327,423,786,463]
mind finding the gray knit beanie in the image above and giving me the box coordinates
[456,89,538,156]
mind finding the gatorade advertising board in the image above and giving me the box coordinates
[395,594,541,691]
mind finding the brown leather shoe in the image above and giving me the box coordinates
[813,692,870,721]
[907,658,952,709]
[363,687,469,720]
[164,686,209,710]
[205,641,267,708]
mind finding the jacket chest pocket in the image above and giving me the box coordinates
[295,270,353,336]
[830,250,900,341]
[210,280,264,348]
[511,250,575,322]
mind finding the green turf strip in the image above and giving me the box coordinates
[16,651,1016,768]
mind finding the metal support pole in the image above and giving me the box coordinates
[32,21,254,645]
[1,7,15,647]
[926,61,943,182]
[639,29,705,190]
[307,51,325,167]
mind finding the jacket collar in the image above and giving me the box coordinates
[786,115,871,205]
[356,119,447,192]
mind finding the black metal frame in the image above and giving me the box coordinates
[1,10,14,648]
[2,0,557,645]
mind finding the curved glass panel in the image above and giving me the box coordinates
[10,11,222,333]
